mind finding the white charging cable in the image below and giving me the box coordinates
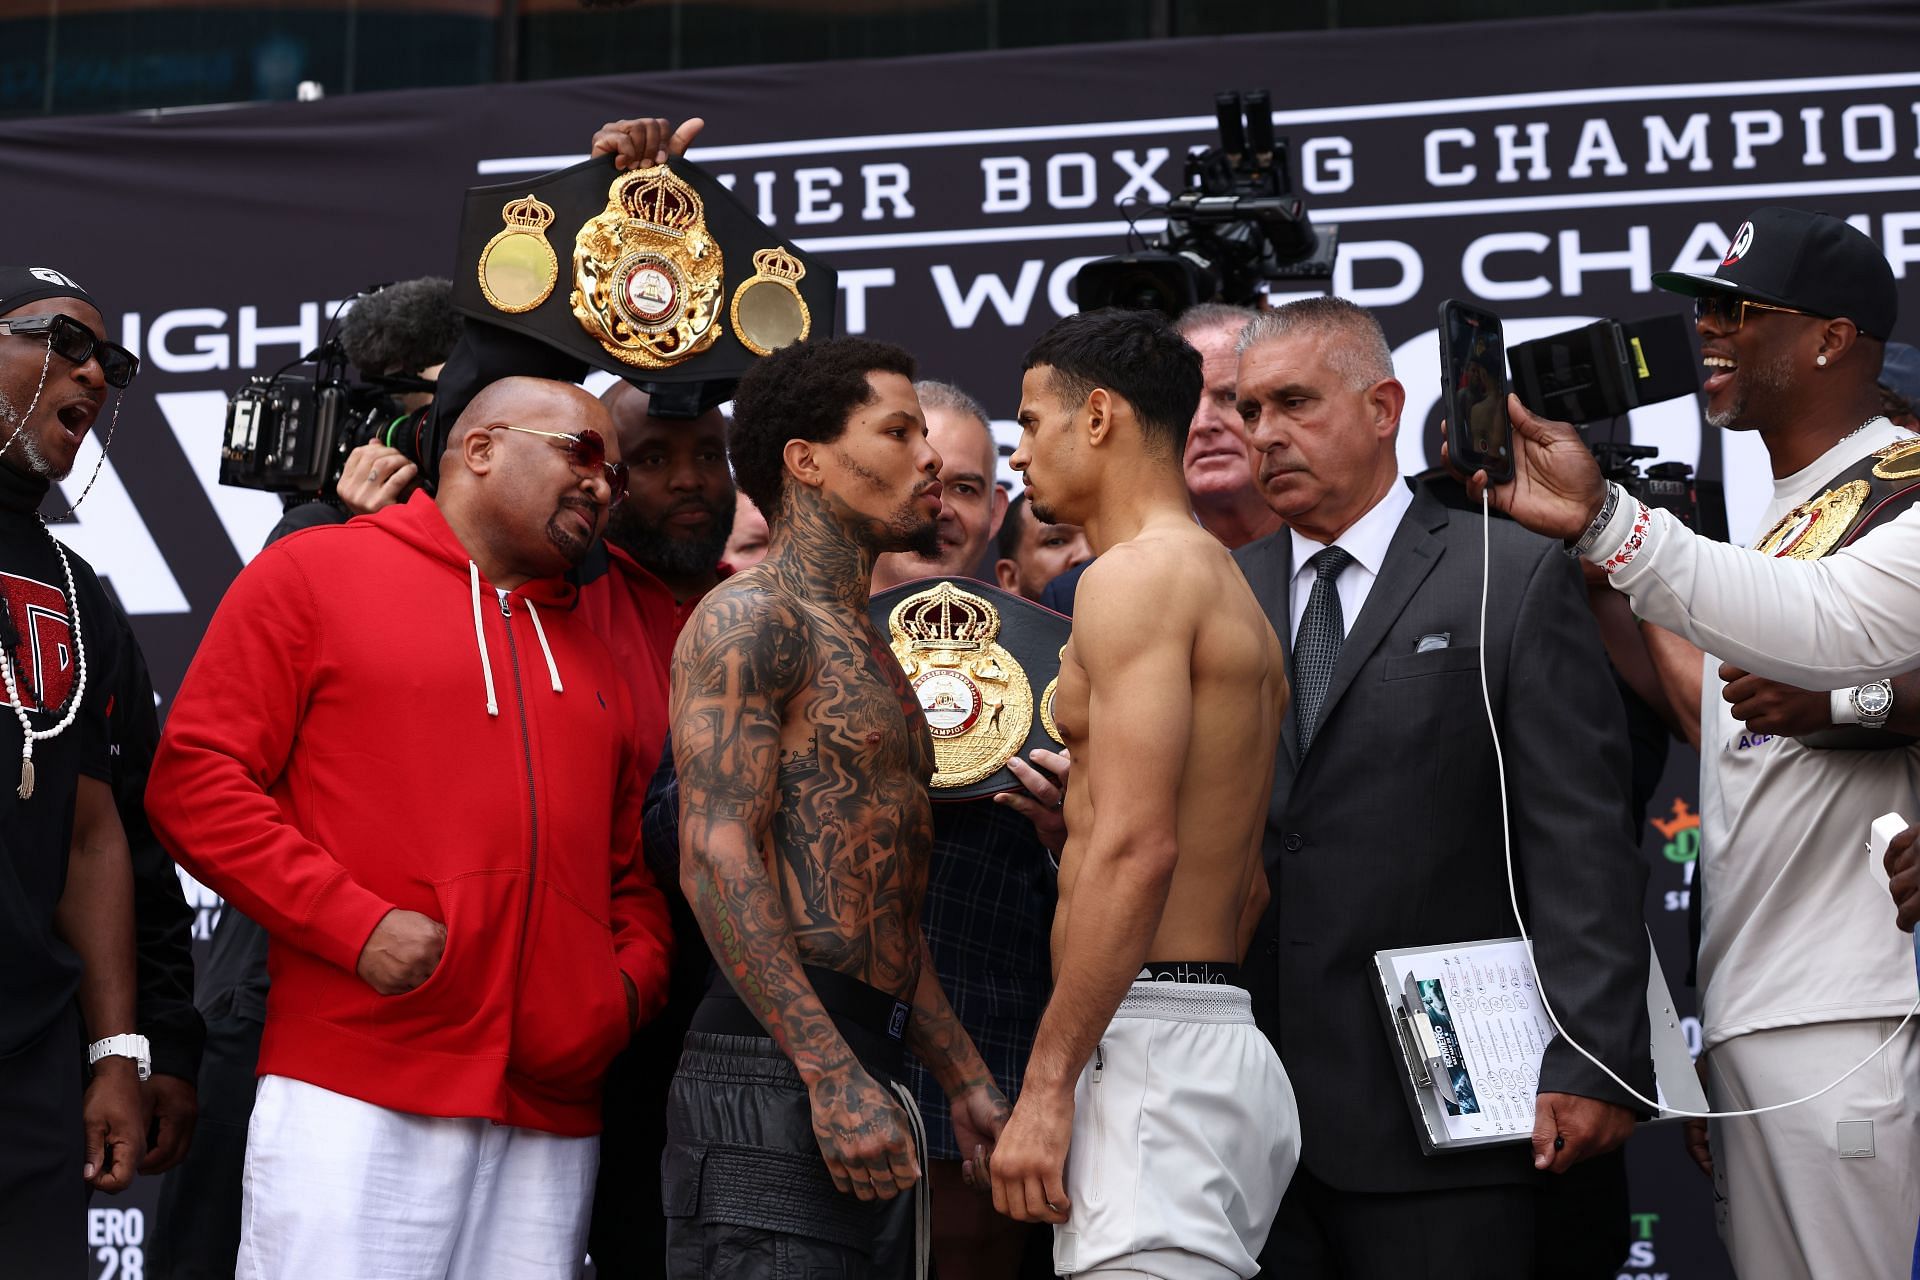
[1477,487,1920,1120]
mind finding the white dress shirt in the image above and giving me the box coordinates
[1286,478,1414,643]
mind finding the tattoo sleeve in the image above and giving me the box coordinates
[904,932,997,1099]
[671,583,856,1085]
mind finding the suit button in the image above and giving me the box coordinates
[1284,833,1304,852]
[1265,938,1280,956]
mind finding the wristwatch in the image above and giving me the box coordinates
[87,1033,151,1082]
[1853,679,1895,729]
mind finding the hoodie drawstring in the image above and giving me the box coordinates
[525,600,564,694]
[469,562,499,717]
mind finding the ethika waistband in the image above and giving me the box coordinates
[1114,981,1255,1025]
[1137,961,1242,987]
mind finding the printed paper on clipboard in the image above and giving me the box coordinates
[1376,939,1551,1150]
[1377,935,1705,1154]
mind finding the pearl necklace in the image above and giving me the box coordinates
[0,520,86,800]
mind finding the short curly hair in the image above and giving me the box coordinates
[728,337,917,521]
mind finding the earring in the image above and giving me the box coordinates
[1817,355,1828,367]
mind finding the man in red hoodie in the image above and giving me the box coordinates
[148,376,672,1280]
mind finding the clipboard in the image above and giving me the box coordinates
[1372,933,1707,1154]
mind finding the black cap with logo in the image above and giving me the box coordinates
[1652,206,1897,340]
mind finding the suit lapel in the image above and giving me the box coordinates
[1302,487,1449,751]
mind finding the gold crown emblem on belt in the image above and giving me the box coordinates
[571,165,725,369]
[888,582,1034,788]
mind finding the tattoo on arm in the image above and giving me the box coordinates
[905,933,998,1098]
[672,584,856,1083]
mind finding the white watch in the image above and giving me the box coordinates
[88,1033,151,1081]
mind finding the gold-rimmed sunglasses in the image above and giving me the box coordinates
[1693,293,1817,332]
[489,424,628,504]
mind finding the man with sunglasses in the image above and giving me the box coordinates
[1460,207,1919,1280]
[149,375,669,1280]
[0,266,148,1278]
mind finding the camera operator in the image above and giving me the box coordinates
[264,276,460,542]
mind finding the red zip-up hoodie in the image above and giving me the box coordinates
[148,492,671,1136]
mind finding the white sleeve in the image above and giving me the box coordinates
[1598,492,1920,688]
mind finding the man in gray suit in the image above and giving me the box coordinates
[1230,297,1654,1276]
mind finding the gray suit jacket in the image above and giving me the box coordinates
[1235,481,1653,1195]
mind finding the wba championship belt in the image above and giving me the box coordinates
[1755,433,1920,751]
[869,578,1072,801]
[1752,434,1920,560]
[451,155,836,386]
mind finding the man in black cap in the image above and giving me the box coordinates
[0,265,147,1277]
[1455,209,1918,1279]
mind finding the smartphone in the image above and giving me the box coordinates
[1438,300,1514,484]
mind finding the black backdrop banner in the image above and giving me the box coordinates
[8,1,1920,1275]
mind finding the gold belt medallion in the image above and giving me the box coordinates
[1873,438,1920,481]
[888,581,1034,788]
[571,166,725,369]
[476,194,559,314]
[1039,646,1065,746]
[730,247,812,357]
[1752,479,1870,559]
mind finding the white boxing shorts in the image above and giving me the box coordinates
[1054,981,1299,1280]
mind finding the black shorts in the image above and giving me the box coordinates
[662,973,922,1280]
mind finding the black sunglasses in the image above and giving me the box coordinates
[0,313,139,388]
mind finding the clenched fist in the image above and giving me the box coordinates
[356,909,446,995]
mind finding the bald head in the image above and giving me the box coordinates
[449,376,611,452]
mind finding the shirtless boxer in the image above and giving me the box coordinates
[664,336,1009,1279]
[991,309,1298,1280]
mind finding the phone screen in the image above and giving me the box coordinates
[1442,302,1512,481]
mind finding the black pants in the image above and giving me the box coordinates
[148,1008,264,1280]
[0,1004,84,1280]
[1258,1152,1631,1279]
[662,1031,920,1280]
[1262,1165,1539,1280]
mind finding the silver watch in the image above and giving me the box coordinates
[87,1033,151,1082]
[1853,679,1895,729]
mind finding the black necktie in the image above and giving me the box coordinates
[1292,545,1353,754]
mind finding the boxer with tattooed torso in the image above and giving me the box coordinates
[663,337,1008,1280]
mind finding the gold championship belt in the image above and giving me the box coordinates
[450,155,836,389]
[1752,436,1920,560]
[572,165,725,369]
[1753,432,1920,751]
[870,577,1073,800]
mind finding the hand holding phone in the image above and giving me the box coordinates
[1439,300,1514,485]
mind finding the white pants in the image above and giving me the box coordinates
[1054,983,1300,1280]
[1707,1018,1920,1280]
[238,1075,600,1280]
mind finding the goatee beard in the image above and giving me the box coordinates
[545,502,597,565]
